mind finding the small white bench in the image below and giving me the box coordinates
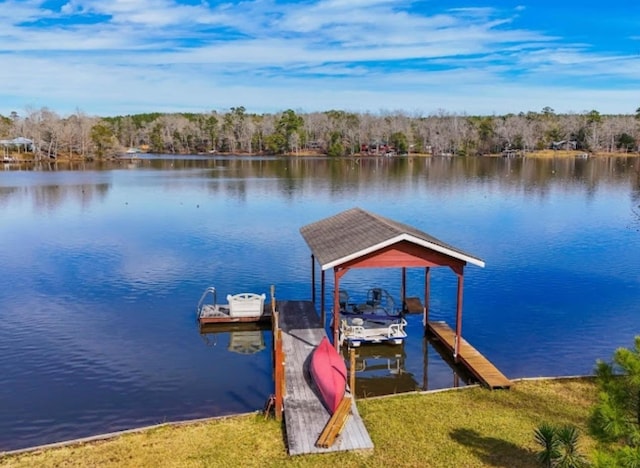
[226,292,266,318]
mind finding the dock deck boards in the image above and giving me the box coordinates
[428,321,511,389]
[278,300,374,456]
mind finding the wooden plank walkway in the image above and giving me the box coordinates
[278,300,374,456]
[428,321,512,389]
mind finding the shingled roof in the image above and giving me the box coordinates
[299,207,485,270]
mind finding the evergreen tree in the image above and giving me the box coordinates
[591,337,640,466]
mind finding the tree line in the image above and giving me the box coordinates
[1,106,639,159]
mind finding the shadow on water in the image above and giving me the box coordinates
[343,334,478,399]
[425,333,478,387]
[343,342,420,398]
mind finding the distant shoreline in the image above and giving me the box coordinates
[4,149,638,163]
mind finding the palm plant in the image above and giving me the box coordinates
[535,423,561,467]
[535,423,588,467]
[556,425,588,468]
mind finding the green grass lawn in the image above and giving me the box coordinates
[0,378,597,468]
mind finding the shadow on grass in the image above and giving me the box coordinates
[450,428,536,467]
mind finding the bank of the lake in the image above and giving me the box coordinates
[3,149,638,162]
[0,378,598,468]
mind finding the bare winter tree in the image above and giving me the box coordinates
[2,106,638,160]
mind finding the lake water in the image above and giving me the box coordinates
[1,155,639,451]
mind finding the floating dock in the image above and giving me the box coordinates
[278,300,374,456]
[197,303,272,325]
[428,321,512,389]
[197,288,272,325]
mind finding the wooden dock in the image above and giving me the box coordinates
[278,300,374,456]
[428,321,511,390]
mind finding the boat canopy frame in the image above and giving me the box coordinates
[299,207,485,357]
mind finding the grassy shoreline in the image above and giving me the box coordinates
[1,378,599,467]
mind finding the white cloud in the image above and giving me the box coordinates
[0,0,638,116]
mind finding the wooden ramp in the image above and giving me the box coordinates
[278,300,374,456]
[403,296,424,314]
[428,321,511,389]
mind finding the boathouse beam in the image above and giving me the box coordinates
[321,269,326,326]
[333,269,340,348]
[332,267,349,349]
[311,254,316,305]
[423,267,430,327]
[454,269,464,359]
[401,267,407,310]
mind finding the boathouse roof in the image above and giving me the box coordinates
[299,207,484,270]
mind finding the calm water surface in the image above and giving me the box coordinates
[1,155,639,450]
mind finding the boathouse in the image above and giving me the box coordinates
[300,207,511,390]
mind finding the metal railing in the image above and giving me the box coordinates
[196,286,217,319]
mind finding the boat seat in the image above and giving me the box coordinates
[226,292,266,318]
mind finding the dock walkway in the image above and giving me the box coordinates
[428,321,511,389]
[278,300,374,455]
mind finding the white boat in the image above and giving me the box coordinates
[338,288,408,347]
[197,287,268,324]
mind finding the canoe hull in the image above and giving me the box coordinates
[310,337,347,414]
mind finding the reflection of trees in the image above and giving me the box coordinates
[632,160,640,228]
[0,186,21,209]
[0,182,112,212]
[2,155,637,209]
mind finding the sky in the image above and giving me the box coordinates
[1,0,639,118]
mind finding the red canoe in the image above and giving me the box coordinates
[309,337,347,414]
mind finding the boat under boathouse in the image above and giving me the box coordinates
[299,207,511,390]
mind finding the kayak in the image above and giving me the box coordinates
[309,337,347,414]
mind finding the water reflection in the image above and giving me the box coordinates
[343,334,482,398]
[199,323,268,355]
[0,154,638,451]
[344,343,420,398]
[424,335,476,390]
[1,156,638,212]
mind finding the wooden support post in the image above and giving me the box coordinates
[401,267,406,310]
[270,284,276,317]
[316,396,352,448]
[321,270,326,326]
[270,287,284,422]
[311,254,316,305]
[333,269,340,349]
[455,272,464,359]
[423,267,430,329]
[349,348,356,398]
[271,308,278,363]
[274,328,284,421]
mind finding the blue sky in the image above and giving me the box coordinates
[1,0,639,117]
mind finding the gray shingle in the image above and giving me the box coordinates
[299,207,483,269]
